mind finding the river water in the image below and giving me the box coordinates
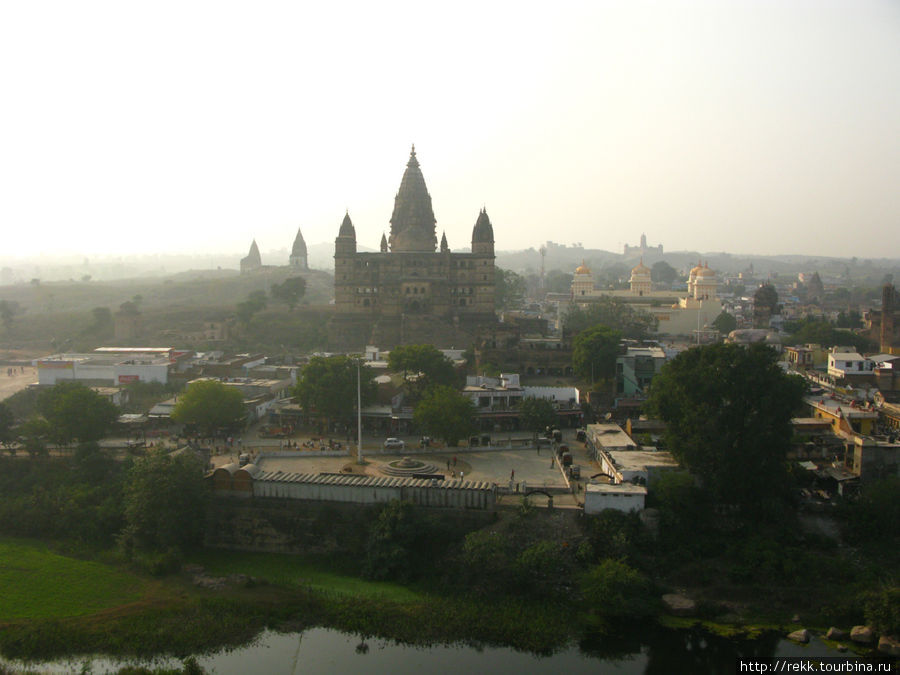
[2,625,873,675]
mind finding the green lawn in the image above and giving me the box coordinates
[0,539,145,620]
[190,549,425,603]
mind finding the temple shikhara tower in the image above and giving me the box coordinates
[329,146,497,348]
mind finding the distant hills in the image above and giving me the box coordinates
[2,243,898,286]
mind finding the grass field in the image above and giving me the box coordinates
[189,549,425,603]
[0,539,146,620]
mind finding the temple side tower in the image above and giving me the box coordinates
[289,227,308,270]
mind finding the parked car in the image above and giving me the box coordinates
[383,437,405,450]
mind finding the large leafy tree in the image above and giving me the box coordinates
[572,325,622,384]
[270,277,306,311]
[495,268,526,309]
[236,290,268,325]
[564,298,657,339]
[0,401,13,446]
[645,343,807,516]
[650,261,678,285]
[0,300,20,332]
[711,310,737,335]
[388,344,456,399]
[413,385,475,447]
[37,382,119,445]
[17,416,51,458]
[518,396,557,439]
[172,379,246,436]
[294,355,376,428]
[120,449,208,555]
[785,318,873,353]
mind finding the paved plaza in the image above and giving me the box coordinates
[211,429,597,508]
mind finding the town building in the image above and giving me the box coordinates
[569,260,723,338]
[584,482,647,514]
[462,373,581,431]
[827,351,876,384]
[35,347,182,386]
[329,146,497,349]
[623,233,663,258]
[615,345,667,396]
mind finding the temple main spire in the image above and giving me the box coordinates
[389,146,437,252]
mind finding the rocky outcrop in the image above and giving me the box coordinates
[850,625,875,644]
[787,629,810,644]
[662,593,696,617]
[825,627,849,641]
[877,635,900,657]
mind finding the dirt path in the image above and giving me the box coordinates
[0,366,36,402]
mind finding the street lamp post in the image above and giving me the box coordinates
[356,357,363,464]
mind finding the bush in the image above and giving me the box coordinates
[862,586,900,635]
[580,558,656,620]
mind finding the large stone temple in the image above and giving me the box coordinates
[329,146,497,349]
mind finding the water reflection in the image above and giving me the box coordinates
[1,625,860,675]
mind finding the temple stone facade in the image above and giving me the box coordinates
[329,147,497,349]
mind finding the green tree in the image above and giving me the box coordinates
[572,325,622,384]
[753,283,779,327]
[0,300,19,331]
[172,379,246,436]
[518,396,557,439]
[236,290,267,325]
[388,344,456,399]
[835,310,862,329]
[413,385,475,447]
[363,500,424,582]
[650,260,678,285]
[294,355,376,429]
[711,310,737,335]
[270,277,307,311]
[0,401,13,446]
[120,449,208,561]
[545,270,574,294]
[563,298,656,339]
[785,318,873,353]
[495,268,526,309]
[580,558,656,620]
[37,382,119,446]
[91,306,112,329]
[17,416,51,459]
[645,343,806,517]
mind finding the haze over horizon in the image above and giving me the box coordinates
[2,0,898,260]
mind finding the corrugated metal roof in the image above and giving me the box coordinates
[255,471,493,491]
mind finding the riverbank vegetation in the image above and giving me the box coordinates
[0,442,897,663]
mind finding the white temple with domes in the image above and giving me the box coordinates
[569,259,724,338]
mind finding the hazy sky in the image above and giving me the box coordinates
[2,0,898,260]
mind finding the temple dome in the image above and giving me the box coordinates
[575,260,592,275]
[472,208,494,243]
[631,259,651,275]
[389,145,437,252]
[291,227,307,256]
[339,211,355,238]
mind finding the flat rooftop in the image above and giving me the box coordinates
[587,424,637,449]
[607,449,679,474]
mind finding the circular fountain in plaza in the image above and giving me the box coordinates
[379,456,439,477]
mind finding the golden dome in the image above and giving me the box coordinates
[631,258,651,275]
[575,259,591,275]
[696,263,716,278]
